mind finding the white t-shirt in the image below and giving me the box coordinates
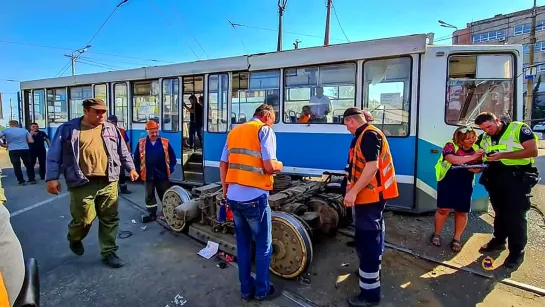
[309,95,332,118]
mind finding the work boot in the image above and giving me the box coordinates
[504,251,525,268]
[102,253,124,268]
[141,212,157,223]
[69,241,84,256]
[479,238,506,253]
[348,296,380,307]
[256,283,283,301]
[120,184,131,194]
[28,180,37,185]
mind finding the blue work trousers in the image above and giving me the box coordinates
[227,194,272,300]
[354,200,386,303]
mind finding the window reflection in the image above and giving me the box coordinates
[94,84,107,104]
[47,88,68,123]
[283,63,356,124]
[162,78,180,132]
[232,71,280,124]
[132,80,160,123]
[114,83,128,129]
[32,89,46,128]
[69,86,93,119]
[207,74,229,133]
[364,57,411,137]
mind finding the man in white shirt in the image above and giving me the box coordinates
[309,87,332,123]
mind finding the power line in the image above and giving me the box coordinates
[148,0,201,60]
[331,1,349,42]
[76,59,120,71]
[165,0,209,59]
[229,21,345,42]
[228,20,248,53]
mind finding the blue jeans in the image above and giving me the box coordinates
[227,194,272,299]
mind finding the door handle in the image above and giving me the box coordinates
[431,149,440,153]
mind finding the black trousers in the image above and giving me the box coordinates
[9,149,35,183]
[144,179,171,214]
[485,171,532,254]
[30,149,46,179]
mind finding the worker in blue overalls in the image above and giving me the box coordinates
[342,107,399,307]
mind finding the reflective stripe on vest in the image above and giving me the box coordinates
[347,125,399,204]
[479,122,538,166]
[435,140,479,182]
[138,137,171,181]
[0,272,9,307]
[225,120,274,190]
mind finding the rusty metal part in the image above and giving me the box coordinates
[162,186,194,232]
[281,202,308,215]
[268,180,324,209]
[270,212,313,279]
[307,197,339,235]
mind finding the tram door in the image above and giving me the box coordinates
[112,82,130,147]
[180,76,205,184]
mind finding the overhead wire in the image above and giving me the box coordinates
[165,0,209,59]
[331,0,350,42]
[148,0,201,60]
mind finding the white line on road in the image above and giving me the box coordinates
[9,193,68,217]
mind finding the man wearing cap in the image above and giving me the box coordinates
[107,115,132,194]
[342,107,399,307]
[46,98,139,268]
[133,120,177,223]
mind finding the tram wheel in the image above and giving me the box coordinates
[162,186,192,232]
[270,212,313,279]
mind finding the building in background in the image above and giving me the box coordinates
[452,5,545,108]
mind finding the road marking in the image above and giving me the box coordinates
[9,193,68,217]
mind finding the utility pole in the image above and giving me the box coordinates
[293,39,301,49]
[324,0,332,46]
[9,98,13,121]
[64,45,91,76]
[277,0,288,51]
[526,0,537,122]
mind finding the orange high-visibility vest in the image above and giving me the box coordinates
[348,124,399,204]
[225,120,274,190]
[299,115,311,123]
[0,272,9,307]
[138,137,171,181]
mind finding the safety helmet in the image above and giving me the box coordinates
[145,120,159,130]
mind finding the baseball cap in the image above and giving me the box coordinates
[82,98,107,111]
[342,107,363,118]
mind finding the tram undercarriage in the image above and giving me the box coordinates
[161,173,350,279]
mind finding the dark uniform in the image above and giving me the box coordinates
[29,130,49,180]
[478,120,539,266]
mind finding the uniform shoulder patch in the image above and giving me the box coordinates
[521,126,532,135]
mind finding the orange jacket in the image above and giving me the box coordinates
[225,120,274,190]
[0,273,9,307]
[137,137,171,181]
[347,125,399,204]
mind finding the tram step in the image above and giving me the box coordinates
[186,161,203,172]
[184,171,203,182]
[188,152,202,163]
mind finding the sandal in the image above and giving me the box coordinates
[451,239,463,252]
[430,233,441,247]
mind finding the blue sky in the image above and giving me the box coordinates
[0,0,542,126]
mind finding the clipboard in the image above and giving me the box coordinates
[451,164,488,170]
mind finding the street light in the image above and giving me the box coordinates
[438,20,458,30]
[64,44,92,76]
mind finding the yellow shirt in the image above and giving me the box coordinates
[79,124,108,177]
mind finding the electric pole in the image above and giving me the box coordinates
[277,0,288,51]
[293,39,301,49]
[324,0,332,46]
[526,0,537,122]
[64,45,91,76]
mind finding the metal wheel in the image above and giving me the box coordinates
[270,212,313,279]
[162,186,192,232]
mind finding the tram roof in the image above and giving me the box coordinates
[20,33,429,90]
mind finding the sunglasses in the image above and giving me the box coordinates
[458,127,474,133]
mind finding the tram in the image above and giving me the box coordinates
[18,33,523,278]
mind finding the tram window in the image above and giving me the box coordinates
[132,80,160,123]
[162,78,180,132]
[114,83,128,129]
[363,57,411,137]
[32,89,46,128]
[46,88,68,123]
[283,63,356,124]
[94,84,107,103]
[182,76,204,127]
[446,54,514,126]
[69,86,93,119]
[232,71,280,124]
[207,73,229,133]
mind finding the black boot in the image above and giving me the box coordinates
[504,251,525,268]
[102,253,124,268]
[120,184,131,194]
[479,238,506,253]
[69,241,84,256]
[141,212,157,223]
[348,296,380,307]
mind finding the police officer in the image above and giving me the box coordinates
[342,107,399,307]
[475,112,539,268]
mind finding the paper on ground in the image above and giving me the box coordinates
[198,240,219,259]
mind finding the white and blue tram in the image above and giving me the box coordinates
[19,33,523,213]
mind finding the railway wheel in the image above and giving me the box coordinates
[270,212,313,279]
[162,186,192,232]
